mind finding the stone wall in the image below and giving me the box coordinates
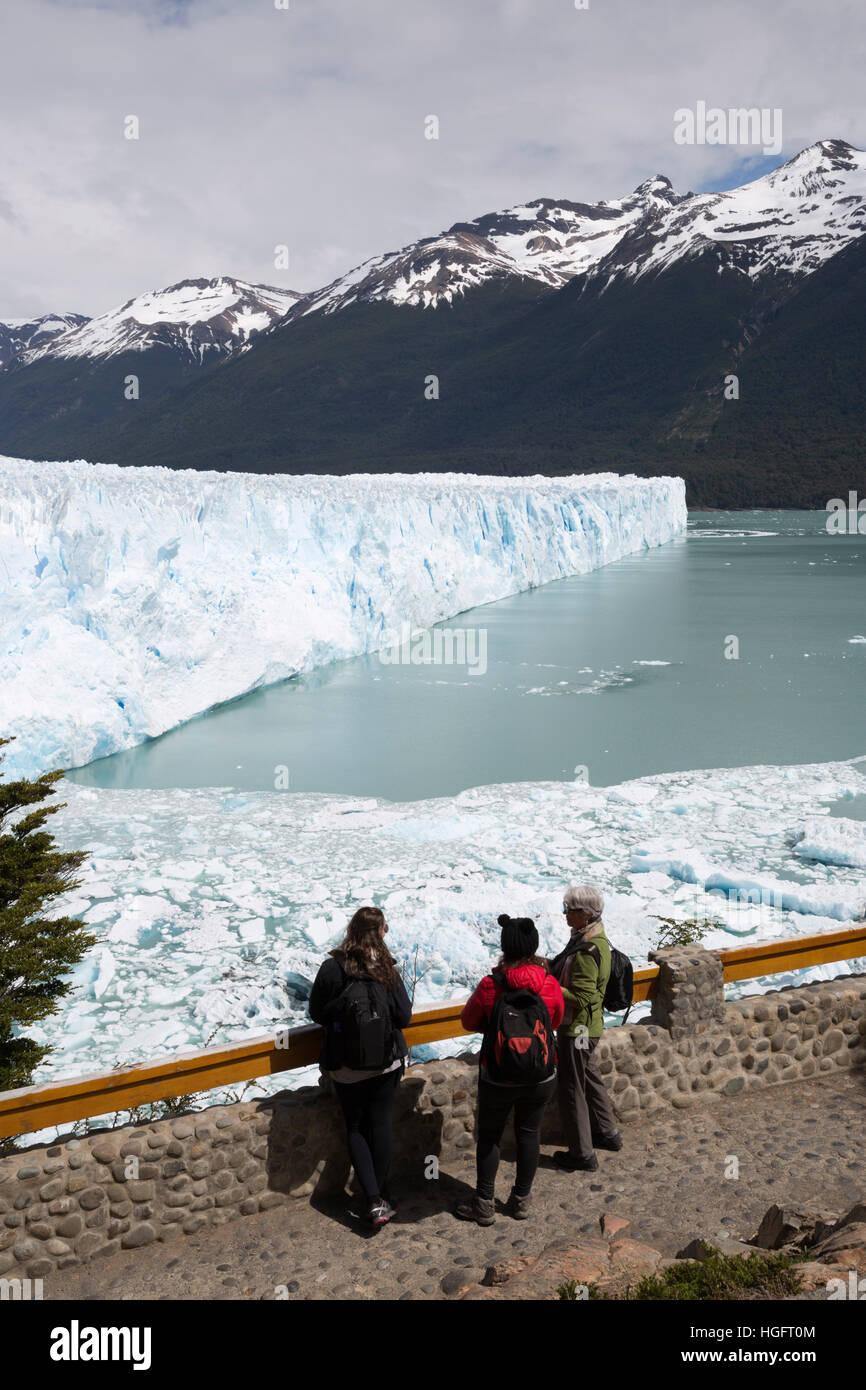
[1,946,864,1283]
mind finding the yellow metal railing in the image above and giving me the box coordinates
[1,924,864,1139]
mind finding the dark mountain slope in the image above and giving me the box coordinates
[51,240,864,506]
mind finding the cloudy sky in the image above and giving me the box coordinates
[1,0,863,317]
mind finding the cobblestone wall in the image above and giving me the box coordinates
[1,949,864,1281]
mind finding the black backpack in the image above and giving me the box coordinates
[551,939,634,1022]
[332,971,395,1070]
[480,970,556,1086]
[604,947,634,1017]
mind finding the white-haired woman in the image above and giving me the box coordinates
[550,883,621,1172]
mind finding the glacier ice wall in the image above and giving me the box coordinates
[0,456,686,776]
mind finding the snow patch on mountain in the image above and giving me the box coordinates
[16,278,304,365]
[598,139,866,285]
[0,312,89,368]
[294,178,686,315]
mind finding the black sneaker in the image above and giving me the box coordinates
[367,1197,396,1228]
[553,1150,599,1172]
[593,1131,623,1152]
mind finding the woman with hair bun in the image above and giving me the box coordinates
[454,913,564,1225]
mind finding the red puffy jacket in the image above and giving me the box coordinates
[461,963,565,1035]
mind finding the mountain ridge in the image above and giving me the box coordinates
[1,139,864,508]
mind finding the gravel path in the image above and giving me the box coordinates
[43,1072,866,1301]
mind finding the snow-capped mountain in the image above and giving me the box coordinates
[5,140,862,356]
[0,312,89,368]
[291,175,685,317]
[286,140,866,319]
[1,139,863,507]
[593,139,866,287]
[16,278,304,366]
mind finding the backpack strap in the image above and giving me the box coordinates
[552,939,600,976]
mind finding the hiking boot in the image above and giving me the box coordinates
[593,1131,623,1152]
[507,1189,532,1220]
[367,1196,396,1228]
[553,1150,599,1173]
[454,1195,496,1226]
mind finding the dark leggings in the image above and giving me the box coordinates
[476,1075,556,1199]
[332,1067,401,1200]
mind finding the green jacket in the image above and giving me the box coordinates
[559,926,611,1039]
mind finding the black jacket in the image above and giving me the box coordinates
[308,951,413,1071]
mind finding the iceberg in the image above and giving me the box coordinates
[0,456,686,777]
[790,815,866,869]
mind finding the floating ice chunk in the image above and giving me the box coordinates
[170,861,206,878]
[630,847,715,882]
[790,816,866,869]
[703,870,863,922]
[609,782,659,805]
[81,900,117,926]
[148,981,195,1006]
[305,915,340,948]
[383,815,496,843]
[92,948,116,1000]
[118,1019,189,1056]
[631,844,864,922]
[626,870,674,895]
[237,918,267,942]
[56,894,92,917]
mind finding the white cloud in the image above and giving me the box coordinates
[1,0,863,315]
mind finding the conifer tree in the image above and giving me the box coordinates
[0,737,95,1092]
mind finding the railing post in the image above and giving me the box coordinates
[647,943,725,1039]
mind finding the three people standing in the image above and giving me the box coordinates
[309,884,623,1228]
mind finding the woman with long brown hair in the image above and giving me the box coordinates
[308,905,412,1228]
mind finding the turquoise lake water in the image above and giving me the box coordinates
[68,511,866,799]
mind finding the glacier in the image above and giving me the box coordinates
[0,456,686,778]
[15,755,866,1146]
